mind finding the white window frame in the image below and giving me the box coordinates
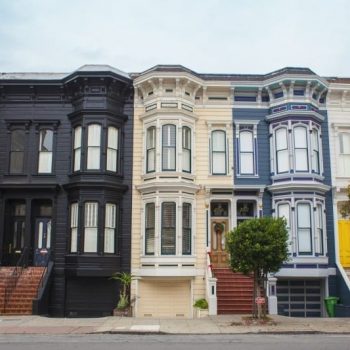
[162,124,176,171]
[277,202,292,254]
[70,203,79,253]
[106,127,119,172]
[338,131,350,177]
[146,126,156,173]
[293,125,309,172]
[104,203,117,253]
[275,127,290,174]
[38,129,53,174]
[182,126,191,173]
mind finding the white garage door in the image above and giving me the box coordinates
[137,280,191,318]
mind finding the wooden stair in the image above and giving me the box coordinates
[213,267,254,314]
[0,267,45,315]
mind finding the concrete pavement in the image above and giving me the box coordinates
[0,314,350,335]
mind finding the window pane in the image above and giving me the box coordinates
[298,228,312,253]
[297,203,311,227]
[163,125,176,146]
[240,131,253,152]
[74,149,81,171]
[108,127,118,150]
[147,127,155,148]
[104,228,115,253]
[183,127,191,149]
[183,149,191,172]
[294,127,307,147]
[88,124,101,146]
[85,202,98,227]
[74,127,82,149]
[312,129,319,152]
[87,147,100,169]
[315,204,324,255]
[38,222,43,249]
[70,203,78,253]
[147,149,155,172]
[212,131,225,151]
[213,153,226,174]
[340,133,350,154]
[240,153,253,174]
[10,152,24,173]
[38,152,52,173]
[105,204,116,228]
[295,149,308,171]
[71,228,78,253]
[47,221,51,249]
[84,228,97,252]
[162,148,175,170]
[278,203,290,227]
[39,130,53,152]
[107,148,117,172]
[11,130,25,151]
[277,149,289,173]
[276,128,287,150]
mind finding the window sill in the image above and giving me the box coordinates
[140,255,196,264]
[236,174,259,178]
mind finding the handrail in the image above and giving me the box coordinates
[36,261,53,299]
[205,249,217,315]
[3,247,29,312]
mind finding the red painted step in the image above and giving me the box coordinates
[0,267,45,315]
[213,267,255,315]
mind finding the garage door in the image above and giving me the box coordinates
[277,279,322,317]
[138,280,191,318]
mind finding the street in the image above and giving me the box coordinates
[0,334,350,350]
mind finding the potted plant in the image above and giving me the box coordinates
[110,272,134,317]
[193,298,209,318]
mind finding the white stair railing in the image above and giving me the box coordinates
[206,249,217,315]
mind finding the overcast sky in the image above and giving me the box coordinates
[0,0,349,76]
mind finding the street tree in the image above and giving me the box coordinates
[226,216,289,318]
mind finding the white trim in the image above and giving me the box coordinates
[275,268,336,278]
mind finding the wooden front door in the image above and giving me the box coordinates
[210,219,229,267]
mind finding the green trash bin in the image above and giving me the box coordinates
[324,297,339,317]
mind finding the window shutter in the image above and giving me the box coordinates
[182,203,191,255]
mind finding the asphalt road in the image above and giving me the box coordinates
[0,334,350,350]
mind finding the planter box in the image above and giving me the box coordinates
[195,308,209,318]
[113,307,132,317]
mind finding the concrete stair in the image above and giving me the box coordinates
[213,267,255,314]
[0,267,45,315]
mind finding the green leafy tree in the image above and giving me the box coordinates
[339,185,350,219]
[110,272,134,309]
[226,216,289,318]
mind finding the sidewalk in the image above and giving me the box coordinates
[0,315,350,335]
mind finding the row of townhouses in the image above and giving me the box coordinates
[0,65,349,318]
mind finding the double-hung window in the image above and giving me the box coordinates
[104,203,116,253]
[146,127,156,173]
[145,203,155,255]
[87,124,101,170]
[38,129,53,173]
[315,204,324,255]
[161,202,176,255]
[239,130,254,175]
[212,130,226,174]
[10,130,25,174]
[162,124,176,171]
[296,203,312,255]
[182,127,191,172]
[277,202,292,253]
[107,127,119,172]
[339,132,350,176]
[84,202,98,253]
[275,128,289,174]
[294,126,309,172]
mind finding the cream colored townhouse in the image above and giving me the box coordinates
[130,66,234,318]
[327,79,350,300]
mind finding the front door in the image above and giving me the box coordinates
[210,219,229,267]
[34,218,51,266]
[3,218,25,266]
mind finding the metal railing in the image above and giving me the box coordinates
[2,247,29,313]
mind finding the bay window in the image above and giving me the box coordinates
[339,132,350,176]
[212,130,226,175]
[162,124,176,171]
[38,129,53,173]
[87,124,101,170]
